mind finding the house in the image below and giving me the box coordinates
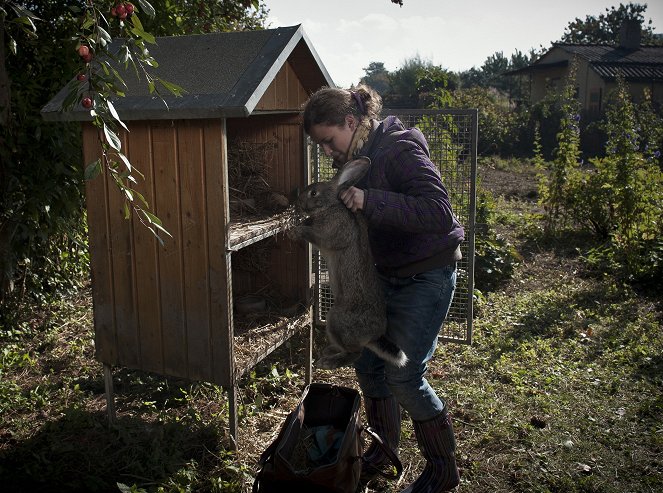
[507,21,663,118]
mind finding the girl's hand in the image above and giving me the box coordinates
[339,186,365,213]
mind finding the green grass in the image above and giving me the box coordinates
[0,162,661,492]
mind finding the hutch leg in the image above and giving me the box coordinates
[228,383,239,450]
[305,317,313,384]
[103,363,116,426]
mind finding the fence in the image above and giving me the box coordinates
[311,108,477,344]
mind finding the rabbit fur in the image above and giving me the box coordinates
[294,157,408,370]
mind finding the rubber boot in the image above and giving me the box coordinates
[401,411,460,492]
[361,395,401,482]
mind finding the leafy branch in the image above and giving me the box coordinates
[60,0,185,244]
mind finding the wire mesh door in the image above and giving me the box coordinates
[310,108,477,344]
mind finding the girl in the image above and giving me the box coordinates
[302,85,464,492]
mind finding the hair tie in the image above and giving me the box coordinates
[350,90,365,115]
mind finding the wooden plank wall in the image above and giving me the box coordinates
[82,119,233,387]
[254,60,310,112]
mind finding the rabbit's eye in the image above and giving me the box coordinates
[310,190,317,197]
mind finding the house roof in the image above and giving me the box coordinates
[41,25,334,121]
[505,43,663,81]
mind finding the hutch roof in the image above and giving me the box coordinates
[42,25,334,121]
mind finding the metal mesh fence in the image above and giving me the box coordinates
[311,109,477,344]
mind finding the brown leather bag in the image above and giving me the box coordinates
[252,382,401,493]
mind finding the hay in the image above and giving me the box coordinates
[228,139,290,218]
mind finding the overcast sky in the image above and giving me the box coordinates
[266,0,663,88]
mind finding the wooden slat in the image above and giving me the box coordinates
[152,121,187,377]
[82,124,117,365]
[255,61,309,111]
[107,134,140,368]
[128,122,164,374]
[205,119,233,386]
[178,121,211,381]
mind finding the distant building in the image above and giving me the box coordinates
[506,21,663,118]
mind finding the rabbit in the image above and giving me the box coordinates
[293,157,408,370]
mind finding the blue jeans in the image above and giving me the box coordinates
[354,265,457,422]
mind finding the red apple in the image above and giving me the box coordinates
[82,52,93,63]
[125,3,134,14]
[82,97,93,109]
[110,6,117,16]
[116,4,126,16]
[77,73,87,81]
[78,45,90,58]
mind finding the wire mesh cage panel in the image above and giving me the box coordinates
[311,109,477,344]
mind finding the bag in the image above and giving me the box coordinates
[253,382,402,493]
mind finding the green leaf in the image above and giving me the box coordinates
[84,159,102,180]
[117,151,132,172]
[109,65,127,84]
[103,124,121,152]
[107,100,128,131]
[9,37,17,55]
[130,12,144,31]
[97,26,112,45]
[133,190,149,208]
[123,202,130,219]
[142,211,172,237]
[81,16,95,30]
[130,26,156,44]
[9,3,40,20]
[137,0,156,18]
[158,78,186,97]
[118,44,130,64]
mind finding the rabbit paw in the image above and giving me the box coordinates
[317,351,360,370]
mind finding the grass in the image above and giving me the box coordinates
[1,159,661,492]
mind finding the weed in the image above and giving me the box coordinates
[1,161,661,492]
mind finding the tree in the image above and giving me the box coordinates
[560,2,662,45]
[480,51,509,90]
[384,55,456,109]
[142,0,267,35]
[360,61,390,94]
[0,0,267,304]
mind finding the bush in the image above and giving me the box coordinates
[473,188,521,292]
[545,75,663,283]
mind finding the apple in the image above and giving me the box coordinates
[125,3,134,14]
[82,97,93,109]
[77,74,87,81]
[78,45,90,58]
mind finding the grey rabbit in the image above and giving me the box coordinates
[293,157,408,370]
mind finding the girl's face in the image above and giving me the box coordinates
[309,115,357,164]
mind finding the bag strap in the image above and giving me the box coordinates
[362,425,403,480]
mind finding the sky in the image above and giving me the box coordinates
[265,0,663,88]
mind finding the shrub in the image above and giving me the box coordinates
[551,75,663,282]
[473,188,521,292]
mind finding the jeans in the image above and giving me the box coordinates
[354,264,457,422]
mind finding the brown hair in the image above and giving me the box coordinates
[302,84,383,134]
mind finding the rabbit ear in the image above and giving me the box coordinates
[334,157,371,189]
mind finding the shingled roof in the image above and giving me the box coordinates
[42,25,334,121]
[506,43,663,82]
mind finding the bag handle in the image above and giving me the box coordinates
[362,425,403,480]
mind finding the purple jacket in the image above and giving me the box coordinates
[356,116,465,271]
